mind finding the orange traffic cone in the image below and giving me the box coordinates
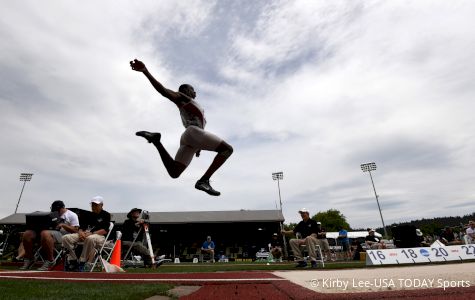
[110,239,122,268]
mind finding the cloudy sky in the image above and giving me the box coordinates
[1,0,474,228]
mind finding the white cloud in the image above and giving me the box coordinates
[1,1,474,229]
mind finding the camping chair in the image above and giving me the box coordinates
[90,222,116,272]
[32,242,64,270]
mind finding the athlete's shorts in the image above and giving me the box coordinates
[175,125,223,166]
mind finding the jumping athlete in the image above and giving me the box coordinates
[130,59,233,196]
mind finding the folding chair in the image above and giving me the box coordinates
[90,222,115,272]
[314,243,325,268]
[300,240,325,268]
[34,244,63,263]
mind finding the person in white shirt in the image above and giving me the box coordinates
[466,220,475,244]
[20,200,79,271]
[131,59,233,196]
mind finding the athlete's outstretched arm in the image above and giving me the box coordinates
[130,59,184,105]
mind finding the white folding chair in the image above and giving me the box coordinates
[300,240,325,268]
[90,222,115,272]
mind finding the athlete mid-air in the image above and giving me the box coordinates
[130,59,233,196]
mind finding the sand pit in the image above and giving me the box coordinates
[274,262,475,293]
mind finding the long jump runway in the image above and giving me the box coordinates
[1,263,475,299]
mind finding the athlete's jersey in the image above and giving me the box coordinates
[179,99,206,129]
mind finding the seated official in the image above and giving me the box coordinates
[62,196,111,271]
[20,200,79,271]
[201,236,215,262]
[439,226,462,245]
[122,208,153,267]
[281,208,320,268]
[365,229,386,249]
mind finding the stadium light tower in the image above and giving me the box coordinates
[272,171,288,258]
[15,173,33,214]
[272,172,283,211]
[360,163,388,238]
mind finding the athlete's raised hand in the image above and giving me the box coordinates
[130,59,147,72]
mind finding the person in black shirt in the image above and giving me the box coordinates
[439,226,462,245]
[121,208,153,267]
[62,196,111,271]
[365,229,385,249]
[281,208,319,268]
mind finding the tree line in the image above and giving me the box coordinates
[284,209,475,237]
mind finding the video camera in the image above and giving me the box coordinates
[137,210,150,224]
[26,211,64,233]
[127,208,150,225]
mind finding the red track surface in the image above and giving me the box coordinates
[1,270,474,299]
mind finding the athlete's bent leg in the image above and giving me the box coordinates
[136,131,187,178]
[153,141,187,178]
[200,141,233,181]
[195,141,233,196]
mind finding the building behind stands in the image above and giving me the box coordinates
[0,209,284,262]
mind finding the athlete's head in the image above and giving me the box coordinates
[179,84,196,99]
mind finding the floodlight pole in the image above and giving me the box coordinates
[15,173,33,214]
[272,172,288,258]
[360,163,388,238]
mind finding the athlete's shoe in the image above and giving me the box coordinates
[136,131,161,143]
[195,179,221,196]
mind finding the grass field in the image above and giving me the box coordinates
[0,280,173,300]
[0,260,367,273]
[125,260,367,273]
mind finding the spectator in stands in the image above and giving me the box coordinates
[465,221,475,244]
[121,208,153,267]
[62,196,111,271]
[269,233,283,261]
[281,208,320,268]
[439,226,462,245]
[416,229,429,247]
[316,222,332,261]
[20,200,79,271]
[337,226,352,260]
[365,229,386,249]
[201,236,215,262]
